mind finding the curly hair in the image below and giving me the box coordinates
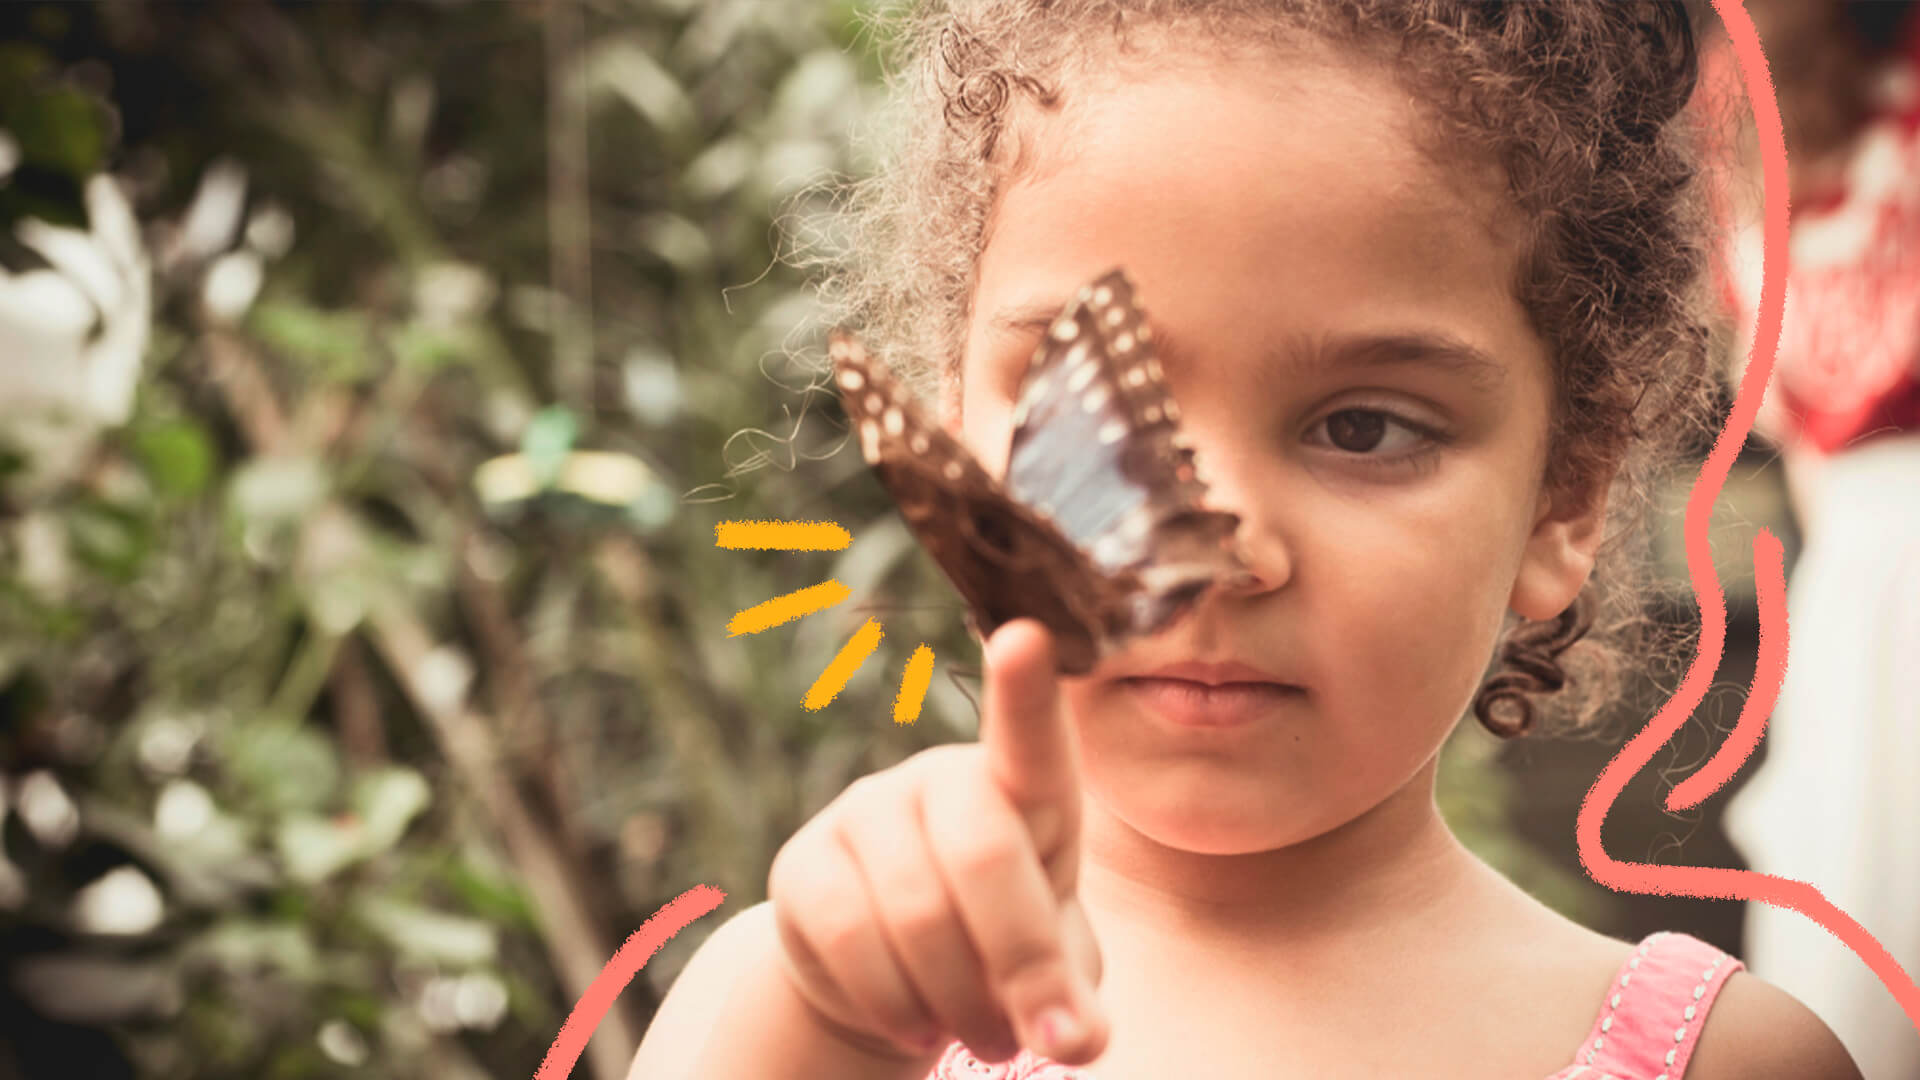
[793,0,1728,738]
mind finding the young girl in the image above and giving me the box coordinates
[634,2,1863,1077]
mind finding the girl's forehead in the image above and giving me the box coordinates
[973,57,1530,336]
[982,53,1523,284]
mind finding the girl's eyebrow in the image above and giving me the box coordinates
[987,302,1508,394]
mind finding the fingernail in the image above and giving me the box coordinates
[1036,1007,1080,1053]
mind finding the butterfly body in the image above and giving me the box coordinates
[832,268,1247,675]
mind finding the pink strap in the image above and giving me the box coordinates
[1572,931,1744,1080]
[929,1044,1084,1079]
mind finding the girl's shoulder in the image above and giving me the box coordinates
[1660,963,1863,1080]
[1553,930,1859,1080]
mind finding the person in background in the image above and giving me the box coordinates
[1706,3,1920,1075]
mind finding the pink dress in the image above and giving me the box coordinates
[927,931,1741,1080]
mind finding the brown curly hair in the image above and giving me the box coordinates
[792,0,1728,737]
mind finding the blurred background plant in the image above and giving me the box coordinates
[0,2,1782,1078]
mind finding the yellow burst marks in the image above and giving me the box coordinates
[893,644,935,724]
[805,617,885,711]
[715,519,852,551]
[720,520,933,722]
[725,580,852,637]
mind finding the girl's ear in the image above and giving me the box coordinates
[1508,479,1610,622]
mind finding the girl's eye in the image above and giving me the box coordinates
[1305,406,1445,466]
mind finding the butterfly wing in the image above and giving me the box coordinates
[1005,268,1248,641]
[830,331,1113,673]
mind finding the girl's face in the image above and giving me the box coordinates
[947,53,1607,858]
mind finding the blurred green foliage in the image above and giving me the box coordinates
[0,3,1605,1078]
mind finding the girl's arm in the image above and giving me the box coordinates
[627,900,938,1080]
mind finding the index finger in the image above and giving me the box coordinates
[980,620,1080,863]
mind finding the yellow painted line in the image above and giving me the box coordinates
[726,580,851,637]
[893,644,935,724]
[804,617,885,711]
[715,519,852,551]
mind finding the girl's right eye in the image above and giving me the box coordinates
[1303,405,1450,472]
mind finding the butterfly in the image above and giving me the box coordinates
[830,267,1250,675]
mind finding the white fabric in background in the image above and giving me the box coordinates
[1722,432,1920,1080]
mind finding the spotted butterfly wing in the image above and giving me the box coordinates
[831,267,1246,675]
[1004,269,1245,638]
[830,335,1117,673]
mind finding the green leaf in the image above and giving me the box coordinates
[355,897,497,966]
[519,406,578,486]
[350,766,431,854]
[130,420,216,499]
[65,499,152,582]
[193,920,323,982]
[248,301,372,377]
[276,813,365,884]
[0,44,54,96]
[440,856,537,930]
[227,456,329,526]
[589,39,696,144]
[385,319,479,373]
[4,85,109,178]
[223,724,341,816]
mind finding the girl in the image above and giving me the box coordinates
[635,2,1863,1077]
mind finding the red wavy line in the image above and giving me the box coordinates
[1575,0,1920,1032]
[531,884,727,1080]
[1663,526,1783,812]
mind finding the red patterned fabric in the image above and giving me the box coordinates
[1708,10,1920,455]
[926,931,1742,1080]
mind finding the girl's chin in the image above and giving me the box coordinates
[1092,788,1332,857]
[1127,822,1318,858]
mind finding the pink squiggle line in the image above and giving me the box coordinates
[531,884,727,1080]
[1662,525,1782,813]
[1575,0,1920,1033]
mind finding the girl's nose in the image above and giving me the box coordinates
[1181,416,1290,596]
[1201,477,1291,598]
[1217,519,1290,597]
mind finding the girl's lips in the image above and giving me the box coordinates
[1121,677,1303,727]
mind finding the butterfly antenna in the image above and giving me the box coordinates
[945,662,984,720]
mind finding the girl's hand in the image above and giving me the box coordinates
[767,619,1108,1066]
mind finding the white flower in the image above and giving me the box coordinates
[453,972,508,1030]
[245,202,296,260]
[16,769,80,849]
[172,158,247,267]
[202,249,264,323]
[0,174,151,493]
[411,646,473,717]
[72,865,164,936]
[414,260,495,326]
[154,780,215,839]
[0,130,20,185]
[316,1019,370,1067]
